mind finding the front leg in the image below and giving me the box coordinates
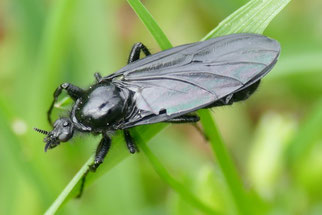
[90,134,111,171]
[47,83,84,125]
[128,42,151,63]
[77,134,111,198]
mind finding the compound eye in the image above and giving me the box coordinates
[63,121,69,127]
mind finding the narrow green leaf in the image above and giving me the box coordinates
[202,0,291,40]
[198,109,251,215]
[127,1,223,213]
[135,133,221,215]
[45,123,167,214]
[199,0,292,214]
[44,156,94,215]
[127,0,172,50]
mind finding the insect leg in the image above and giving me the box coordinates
[47,83,84,125]
[90,134,111,171]
[94,72,102,82]
[123,129,138,154]
[192,123,209,141]
[76,169,89,198]
[166,114,208,140]
[128,42,151,63]
[77,134,111,198]
[165,114,200,123]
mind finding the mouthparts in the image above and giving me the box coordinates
[43,136,60,152]
[34,127,60,152]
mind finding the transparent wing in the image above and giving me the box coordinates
[104,33,280,128]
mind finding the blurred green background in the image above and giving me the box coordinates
[0,0,322,214]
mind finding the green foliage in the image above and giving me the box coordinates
[202,0,291,39]
[0,0,322,215]
[127,0,172,50]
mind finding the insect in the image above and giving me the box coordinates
[35,33,280,193]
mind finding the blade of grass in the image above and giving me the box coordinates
[45,123,167,214]
[127,0,172,50]
[135,132,221,215]
[198,109,251,214]
[130,0,247,213]
[44,156,94,215]
[202,0,291,40]
[47,2,174,212]
[199,0,292,214]
[127,1,226,213]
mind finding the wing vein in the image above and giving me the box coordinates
[212,49,279,60]
[207,61,268,67]
[125,76,217,97]
[171,71,244,85]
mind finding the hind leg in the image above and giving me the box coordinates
[165,114,200,123]
[166,114,208,140]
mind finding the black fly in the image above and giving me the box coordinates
[35,33,280,195]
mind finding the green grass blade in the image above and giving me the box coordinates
[44,156,94,215]
[198,0,292,214]
[135,133,221,215]
[198,110,251,214]
[127,0,172,50]
[46,124,167,213]
[128,1,223,213]
[202,0,291,40]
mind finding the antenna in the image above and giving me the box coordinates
[34,127,49,135]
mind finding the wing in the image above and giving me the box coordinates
[104,33,280,128]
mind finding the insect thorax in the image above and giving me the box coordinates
[73,82,128,131]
